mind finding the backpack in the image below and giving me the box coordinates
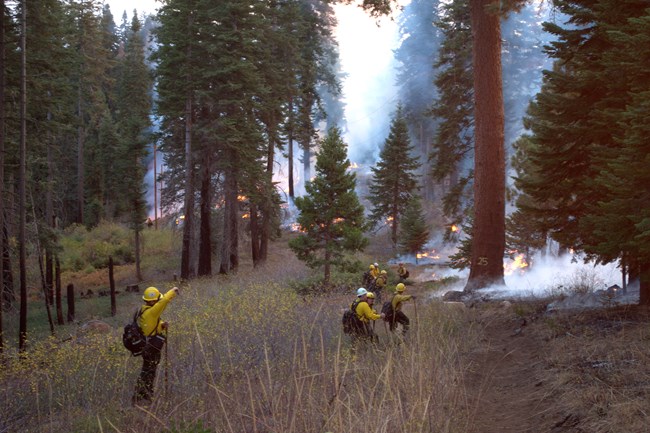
[122,309,146,356]
[381,298,394,322]
[342,299,364,335]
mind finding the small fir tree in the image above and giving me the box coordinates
[398,196,430,262]
[368,104,421,248]
[289,127,367,286]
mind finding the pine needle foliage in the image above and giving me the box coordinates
[398,195,429,259]
[367,104,421,248]
[289,127,367,286]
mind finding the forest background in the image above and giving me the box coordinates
[1,0,650,431]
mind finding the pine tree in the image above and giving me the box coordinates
[398,196,430,261]
[367,104,421,249]
[289,127,367,286]
[115,12,152,280]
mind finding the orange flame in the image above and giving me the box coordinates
[450,225,459,232]
[504,253,528,275]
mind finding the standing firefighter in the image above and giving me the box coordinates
[373,270,388,304]
[387,283,414,334]
[362,264,375,287]
[132,286,179,405]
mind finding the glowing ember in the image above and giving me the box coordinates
[451,225,459,232]
[237,195,247,202]
[241,213,250,219]
[348,162,359,169]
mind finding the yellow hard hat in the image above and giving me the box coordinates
[369,264,375,270]
[396,283,405,292]
[381,270,387,275]
[366,292,375,299]
[143,287,161,301]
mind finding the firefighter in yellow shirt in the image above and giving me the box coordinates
[133,286,179,405]
[354,288,384,341]
[389,283,414,334]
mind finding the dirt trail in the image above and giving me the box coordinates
[461,310,567,433]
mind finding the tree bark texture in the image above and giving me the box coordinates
[198,152,212,277]
[181,95,195,280]
[465,0,506,291]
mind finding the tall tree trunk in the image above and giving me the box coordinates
[464,0,506,291]
[1,216,12,307]
[288,99,295,198]
[219,154,239,274]
[18,0,27,351]
[639,260,649,306]
[55,257,63,325]
[181,95,195,280]
[153,142,158,229]
[250,202,260,266]
[259,118,277,263]
[134,226,142,281]
[0,0,5,353]
[197,151,212,277]
[46,129,54,305]
[77,86,84,225]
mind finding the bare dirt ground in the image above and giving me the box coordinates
[400,262,650,433]
[457,302,650,433]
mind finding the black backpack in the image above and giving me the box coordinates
[123,309,146,356]
[342,299,364,334]
[381,298,394,322]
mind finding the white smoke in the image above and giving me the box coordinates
[333,3,403,164]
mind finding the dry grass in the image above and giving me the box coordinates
[0,266,481,433]
[537,306,650,433]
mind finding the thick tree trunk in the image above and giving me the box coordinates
[464,0,506,291]
[198,152,212,277]
[1,217,13,308]
[109,256,116,316]
[181,95,195,280]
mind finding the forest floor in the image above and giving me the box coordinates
[402,263,650,433]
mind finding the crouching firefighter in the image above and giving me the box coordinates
[132,286,179,405]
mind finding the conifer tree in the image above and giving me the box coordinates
[398,196,430,261]
[115,12,152,280]
[367,104,421,249]
[289,127,367,286]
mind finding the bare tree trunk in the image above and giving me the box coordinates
[55,257,63,325]
[288,99,295,199]
[181,95,195,280]
[77,85,84,225]
[46,133,54,305]
[134,226,142,281]
[219,155,239,274]
[153,141,158,229]
[250,202,260,266]
[109,256,116,316]
[0,0,5,353]
[66,283,75,323]
[464,0,506,291]
[18,0,27,350]
[639,260,649,306]
[197,151,212,277]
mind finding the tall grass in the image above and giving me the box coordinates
[0,276,479,433]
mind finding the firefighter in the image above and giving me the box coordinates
[355,288,384,341]
[370,262,380,279]
[373,270,388,304]
[362,264,375,287]
[389,283,414,334]
[132,286,179,405]
[397,263,409,282]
